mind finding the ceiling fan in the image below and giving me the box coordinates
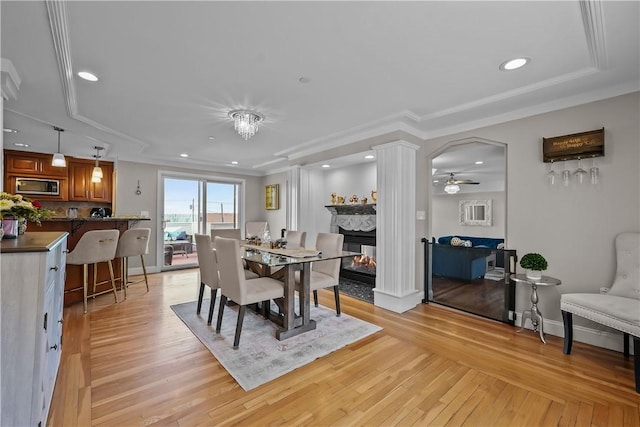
[444,172,480,185]
[441,173,479,194]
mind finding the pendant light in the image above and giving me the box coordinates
[92,146,104,183]
[51,126,66,167]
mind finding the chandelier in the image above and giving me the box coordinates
[228,109,264,140]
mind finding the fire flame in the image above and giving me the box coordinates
[351,255,376,270]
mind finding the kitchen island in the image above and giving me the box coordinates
[33,217,151,305]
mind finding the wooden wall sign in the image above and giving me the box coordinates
[542,127,604,163]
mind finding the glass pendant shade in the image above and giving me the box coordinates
[444,184,460,194]
[51,152,66,167]
[91,146,104,182]
[92,166,103,182]
[51,126,66,167]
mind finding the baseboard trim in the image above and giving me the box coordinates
[517,312,633,355]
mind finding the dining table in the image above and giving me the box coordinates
[242,243,360,340]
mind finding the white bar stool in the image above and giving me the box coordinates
[66,229,120,313]
[115,228,151,299]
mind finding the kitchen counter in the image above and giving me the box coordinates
[0,231,68,253]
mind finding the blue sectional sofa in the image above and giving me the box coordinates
[430,236,505,281]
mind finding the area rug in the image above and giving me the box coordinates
[170,298,382,391]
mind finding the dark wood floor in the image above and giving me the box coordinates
[431,275,506,321]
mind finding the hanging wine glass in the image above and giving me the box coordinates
[546,161,557,185]
[562,161,571,186]
[590,158,600,185]
[574,157,588,184]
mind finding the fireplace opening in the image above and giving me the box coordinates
[339,227,376,285]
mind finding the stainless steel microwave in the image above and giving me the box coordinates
[15,177,60,196]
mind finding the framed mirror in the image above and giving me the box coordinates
[265,184,279,210]
[459,199,492,226]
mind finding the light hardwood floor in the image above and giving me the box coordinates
[48,269,639,426]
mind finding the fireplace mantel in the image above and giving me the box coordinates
[325,204,376,216]
[326,204,376,232]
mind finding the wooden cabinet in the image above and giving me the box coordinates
[68,160,113,202]
[1,232,67,427]
[5,150,68,177]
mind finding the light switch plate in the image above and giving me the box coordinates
[416,210,426,220]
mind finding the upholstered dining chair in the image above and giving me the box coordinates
[210,228,241,247]
[245,221,268,239]
[214,237,285,349]
[194,234,219,325]
[115,228,150,299]
[294,232,344,316]
[66,229,120,313]
[284,230,306,249]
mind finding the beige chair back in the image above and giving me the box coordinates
[115,228,150,258]
[67,230,120,265]
[313,233,344,279]
[608,232,640,300]
[285,230,306,249]
[210,229,241,247]
[215,237,249,305]
[195,234,219,290]
[245,221,268,238]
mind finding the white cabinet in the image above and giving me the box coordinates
[1,232,67,427]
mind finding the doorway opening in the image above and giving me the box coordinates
[160,173,244,271]
[427,139,515,324]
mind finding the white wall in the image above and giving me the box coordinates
[323,161,377,205]
[431,191,506,240]
[261,172,287,238]
[418,92,640,346]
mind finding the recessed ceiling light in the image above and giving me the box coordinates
[77,71,99,81]
[364,154,375,159]
[475,161,484,165]
[231,161,238,165]
[321,164,330,168]
[208,136,215,140]
[433,180,439,183]
[180,153,188,158]
[3,128,18,133]
[499,57,530,71]
[13,142,29,147]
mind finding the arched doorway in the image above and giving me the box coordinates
[427,138,515,323]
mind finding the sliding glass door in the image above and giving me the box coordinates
[161,174,242,270]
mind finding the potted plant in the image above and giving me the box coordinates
[520,252,548,281]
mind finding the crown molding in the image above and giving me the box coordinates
[45,0,148,151]
[1,58,22,101]
[580,0,608,69]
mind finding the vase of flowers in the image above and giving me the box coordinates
[0,192,53,239]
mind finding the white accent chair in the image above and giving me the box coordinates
[66,229,120,313]
[214,237,285,349]
[295,232,344,316]
[194,234,219,325]
[115,228,150,299]
[561,232,640,393]
[245,221,268,239]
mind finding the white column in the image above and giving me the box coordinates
[286,166,301,230]
[373,140,422,313]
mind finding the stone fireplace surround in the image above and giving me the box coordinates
[326,203,377,286]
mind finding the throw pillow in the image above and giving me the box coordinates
[177,231,188,240]
[464,240,472,247]
[497,242,505,249]
[450,237,463,246]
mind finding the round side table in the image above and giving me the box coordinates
[510,273,561,343]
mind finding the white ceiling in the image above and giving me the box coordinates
[2,1,638,176]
